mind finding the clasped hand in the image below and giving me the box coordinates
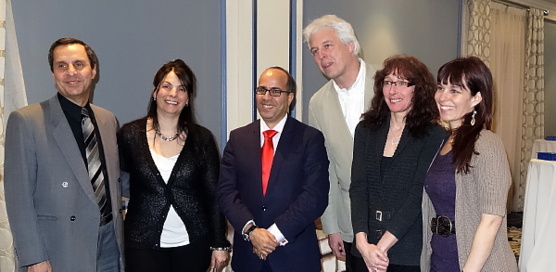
[358,242,389,272]
[250,228,279,260]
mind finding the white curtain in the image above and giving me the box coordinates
[516,8,545,212]
[463,0,544,212]
[489,2,526,212]
[1,0,27,270]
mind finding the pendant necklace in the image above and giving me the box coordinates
[155,129,180,141]
[392,134,401,145]
[390,124,405,145]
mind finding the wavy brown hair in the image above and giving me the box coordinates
[438,56,493,174]
[361,55,439,138]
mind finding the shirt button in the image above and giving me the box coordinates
[70,216,76,221]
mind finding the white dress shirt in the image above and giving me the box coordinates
[332,59,366,137]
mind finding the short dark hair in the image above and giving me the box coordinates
[267,66,296,112]
[48,37,97,72]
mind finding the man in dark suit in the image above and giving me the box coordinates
[4,37,123,272]
[217,67,329,272]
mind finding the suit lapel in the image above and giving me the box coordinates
[49,96,97,205]
[247,121,265,196]
[364,63,376,111]
[323,84,353,141]
[371,121,389,168]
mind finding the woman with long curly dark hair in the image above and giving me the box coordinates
[350,55,446,272]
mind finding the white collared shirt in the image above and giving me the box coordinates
[260,113,288,150]
[332,59,366,137]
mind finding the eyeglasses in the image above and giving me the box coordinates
[255,86,292,97]
[383,80,414,88]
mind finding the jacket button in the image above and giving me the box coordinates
[70,216,76,221]
[262,206,267,212]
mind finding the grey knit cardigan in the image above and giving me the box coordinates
[421,129,518,271]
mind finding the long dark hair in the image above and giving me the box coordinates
[147,59,197,137]
[361,55,439,138]
[438,56,493,173]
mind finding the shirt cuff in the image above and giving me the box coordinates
[242,220,255,233]
[268,224,288,246]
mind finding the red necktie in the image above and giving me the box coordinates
[261,130,278,195]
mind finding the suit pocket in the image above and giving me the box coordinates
[37,215,58,221]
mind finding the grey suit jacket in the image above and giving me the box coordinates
[4,95,124,271]
[308,62,376,242]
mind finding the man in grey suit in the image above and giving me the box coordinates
[4,37,123,272]
[303,15,375,271]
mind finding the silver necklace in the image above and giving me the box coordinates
[155,129,180,141]
[392,134,401,145]
[390,124,404,145]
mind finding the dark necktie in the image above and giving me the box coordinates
[81,108,110,221]
[261,130,277,195]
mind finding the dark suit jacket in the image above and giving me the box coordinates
[217,117,329,272]
[4,95,124,271]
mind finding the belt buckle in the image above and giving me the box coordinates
[436,216,453,237]
[99,213,112,226]
[375,210,383,222]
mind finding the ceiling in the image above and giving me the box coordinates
[523,0,556,9]
[512,0,556,20]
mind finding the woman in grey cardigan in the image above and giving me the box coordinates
[421,57,517,271]
[350,55,446,272]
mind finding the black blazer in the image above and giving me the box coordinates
[350,118,447,266]
[217,117,329,272]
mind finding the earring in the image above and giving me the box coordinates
[153,96,156,101]
[470,110,477,126]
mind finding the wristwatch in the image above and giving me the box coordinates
[242,224,257,242]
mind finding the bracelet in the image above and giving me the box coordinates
[210,246,231,252]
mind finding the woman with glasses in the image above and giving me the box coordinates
[421,57,517,272]
[350,55,446,272]
[118,59,230,271]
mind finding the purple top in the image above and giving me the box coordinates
[424,151,460,271]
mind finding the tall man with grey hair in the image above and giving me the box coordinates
[303,15,375,271]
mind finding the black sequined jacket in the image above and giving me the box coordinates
[118,118,230,249]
